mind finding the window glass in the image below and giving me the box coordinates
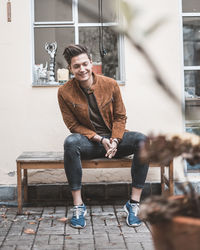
[185,98,200,121]
[185,71,200,144]
[34,27,74,81]
[78,0,99,23]
[34,0,72,22]
[102,0,118,22]
[185,70,200,98]
[182,0,200,13]
[79,0,118,23]
[79,26,120,80]
[186,127,200,171]
[183,17,200,66]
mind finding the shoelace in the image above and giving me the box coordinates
[71,206,84,219]
[130,204,139,216]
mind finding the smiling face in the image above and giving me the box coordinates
[69,53,93,84]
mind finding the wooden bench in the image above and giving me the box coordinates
[16,151,174,214]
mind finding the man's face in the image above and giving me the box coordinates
[70,53,93,82]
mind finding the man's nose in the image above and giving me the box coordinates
[80,65,84,71]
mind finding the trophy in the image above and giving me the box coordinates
[45,41,57,83]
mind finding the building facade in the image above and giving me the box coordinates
[1,0,198,201]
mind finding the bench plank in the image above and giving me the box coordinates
[17,151,133,161]
[16,151,174,214]
[17,152,161,167]
[16,151,64,163]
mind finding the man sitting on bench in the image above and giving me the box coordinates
[57,44,149,229]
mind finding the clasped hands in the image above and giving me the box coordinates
[102,138,118,159]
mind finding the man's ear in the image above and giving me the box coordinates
[68,65,72,73]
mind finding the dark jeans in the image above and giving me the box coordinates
[64,132,149,191]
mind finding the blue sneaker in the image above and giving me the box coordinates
[70,204,87,229]
[124,201,142,227]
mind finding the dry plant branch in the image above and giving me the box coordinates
[139,187,200,223]
[140,133,200,166]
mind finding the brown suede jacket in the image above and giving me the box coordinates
[57,73,127,140]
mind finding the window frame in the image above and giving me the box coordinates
[31,0,125,86]
[180,1,200,172]
[182,11,200,98]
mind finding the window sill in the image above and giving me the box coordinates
[32,81,64,87]
[118,81,125,86]
[32,80,126,87]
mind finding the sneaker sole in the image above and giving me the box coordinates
[123,205,142,227]
[70,209,87,229]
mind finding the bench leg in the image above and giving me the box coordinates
[17,162,23,214]
[160,165,165,195]
[168,161,174,195]
[23,169,28,203]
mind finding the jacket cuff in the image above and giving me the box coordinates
[85,131,97,140]
[111,132,124,141]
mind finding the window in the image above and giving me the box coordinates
[182,0,200,171]
[32,0,124,86]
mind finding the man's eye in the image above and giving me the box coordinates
[83,63,88,66]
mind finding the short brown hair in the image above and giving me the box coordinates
[63,44,91,66]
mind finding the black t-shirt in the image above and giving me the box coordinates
[81,87,111,137]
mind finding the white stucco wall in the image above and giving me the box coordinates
[0,0,184,186]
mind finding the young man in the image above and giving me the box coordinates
[58,44,149,229]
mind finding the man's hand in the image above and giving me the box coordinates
[101,138,112,152]
[92,135,118,159]
[104,138,118,159]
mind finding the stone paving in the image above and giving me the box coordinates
[0,205,154,250]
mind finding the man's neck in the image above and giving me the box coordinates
[79,75,93,89]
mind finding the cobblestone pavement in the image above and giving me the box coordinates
[0,205,154,250]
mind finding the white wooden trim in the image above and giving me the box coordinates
[34,25,75,28]
[182,13,200,17]
[74,0,79,43]
[34,23,119,27]
[78,22,118,27]
[184,66,200,70]
[31,0,35,85]
[34,21,74,25]
[179,0,186,132]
